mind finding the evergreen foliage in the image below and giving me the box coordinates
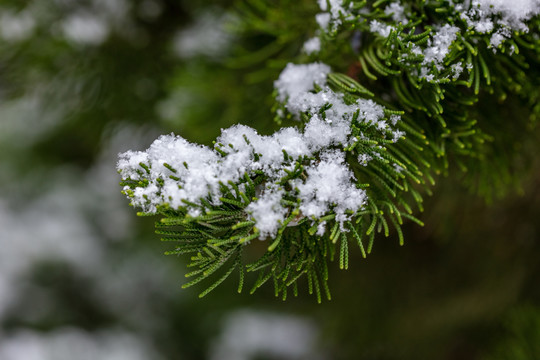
[484,305,540,359]
[118,0,540,301]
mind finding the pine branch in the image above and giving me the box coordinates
[118,0,540,300]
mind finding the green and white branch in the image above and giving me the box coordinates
[118,0,540,301]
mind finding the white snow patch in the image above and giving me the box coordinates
[0,10,35,41]
[294,151,367,220]
[61,13,109,45]
[209,310,319,360]
[316,0,353,31]
[303,36,321,54]
[247,189,288,238]
[172,11,234,59]
[275,62,331,104]
[384,3,408,24]
[370,20,394,38]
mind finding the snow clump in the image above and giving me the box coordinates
[119,62,403,238]
[316,0,354,31]
[455,0,540,48]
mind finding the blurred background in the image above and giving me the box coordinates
[0,0,539,359]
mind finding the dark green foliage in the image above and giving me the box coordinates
[483,306,540,360]
[119,0,540,300]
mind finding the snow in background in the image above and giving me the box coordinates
[0,91,194,356]
[0,328,163,360]
[209,310,322,360]
[172,10,235,60]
